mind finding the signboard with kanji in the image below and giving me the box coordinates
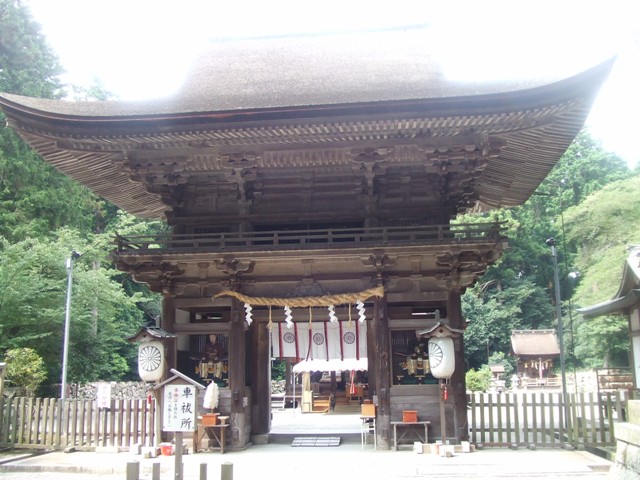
[162,383,197,432]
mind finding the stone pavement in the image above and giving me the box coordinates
[0,444,613,480]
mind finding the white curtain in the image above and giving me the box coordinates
[272,320,367,361]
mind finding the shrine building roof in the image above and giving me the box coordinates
[0,28,614,220]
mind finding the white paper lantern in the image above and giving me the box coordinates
[138,341,165,382]
[428,337,455,379]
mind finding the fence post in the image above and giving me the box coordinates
[221,462,233,480]
[152,462,160,480]
[200,462,207,480]
[126,461,139,480]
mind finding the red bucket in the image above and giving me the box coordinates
[160,443,173,456]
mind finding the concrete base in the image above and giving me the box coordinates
[251,434,269,445]
[609,399,640,479]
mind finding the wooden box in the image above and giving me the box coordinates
[202,413,218,426]
[361,403,376,417]
[402,410,418,422]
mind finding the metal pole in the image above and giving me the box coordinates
[61,254,75,401]
[549,243,569,432]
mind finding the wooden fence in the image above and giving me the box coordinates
[0,397,156,449]
[468,391,624,448]
[0,392,626,450]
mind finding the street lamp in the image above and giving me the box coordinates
[546,238,570,433]
[61,250,81,401]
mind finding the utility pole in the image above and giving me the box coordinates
[547,238,570,440]
[61,250,81,401]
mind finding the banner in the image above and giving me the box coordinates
[272,320,367,360]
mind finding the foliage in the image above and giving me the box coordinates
[463,278,553,369]
[3,347,47,396]
[0,229,149,388]
[562,175,640,367]
[271,359,287,381]
[465,365,491,392]
[0,0,62,97]
[488,351,514,387]
[0,0,113,243]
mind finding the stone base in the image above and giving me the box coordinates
[609,404,640,479]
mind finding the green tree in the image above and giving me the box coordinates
[465,366,491,392]
[0,0,114,242]
[460,131,631,370]
[4,347,46,396]
[563,175,640,367]
[0,0,62,97]
[0,229,150,390]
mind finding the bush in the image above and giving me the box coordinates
[4,348,47,396]
[466,365,492,392]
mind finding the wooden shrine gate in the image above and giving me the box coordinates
[468,391,625,449]
[0,396,156,450]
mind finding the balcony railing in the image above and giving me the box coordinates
[114,222,505,254]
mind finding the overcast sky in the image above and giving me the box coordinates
[24,0,640,167]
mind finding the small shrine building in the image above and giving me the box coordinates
[511,329,561,388]
[0,28,611,449]
[578,245,640,389]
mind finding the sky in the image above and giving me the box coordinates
[24,0,640,168]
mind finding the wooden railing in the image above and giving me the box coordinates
[468,391,623,448]
[0,397,156,450]
[114,222,505,253]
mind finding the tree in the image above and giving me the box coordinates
[0,229,151,390]
[0,0,62,98]
[460,130,632,371]
[3,347,46,396]
[0,0,113,243]
[563,175,640,367]
[465,366,491,392]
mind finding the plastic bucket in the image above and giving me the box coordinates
[160,443,173,456]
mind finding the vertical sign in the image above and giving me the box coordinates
[162,383,197,432]
[96,382,112,409]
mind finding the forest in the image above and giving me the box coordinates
[1,0,638,395]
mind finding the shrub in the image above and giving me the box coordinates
[4,348,47,396]
[466,365,492,392]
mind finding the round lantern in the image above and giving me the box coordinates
[428,337,455,379]
[137,340,165,382]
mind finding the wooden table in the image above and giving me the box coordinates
[194,423,229,453]
[390,421,430,450]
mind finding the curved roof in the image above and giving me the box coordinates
[511,330,560,357]
[578,246,640,318]
[0,28,614,220]
[0,28,586,119]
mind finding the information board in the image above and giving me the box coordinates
[162,383,197,432]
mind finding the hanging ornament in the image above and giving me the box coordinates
[284,306,293,328]
[328,305,337,323]
[244,303,253,326]
[356,300,366,323]
[267,305,273,331]
[348,303,353,327]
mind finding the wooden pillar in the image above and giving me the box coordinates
[162,296,176,374]
[373,294,391,448]
[448,290,468,442]
[228,299,247,448]
[250,320,270,435]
